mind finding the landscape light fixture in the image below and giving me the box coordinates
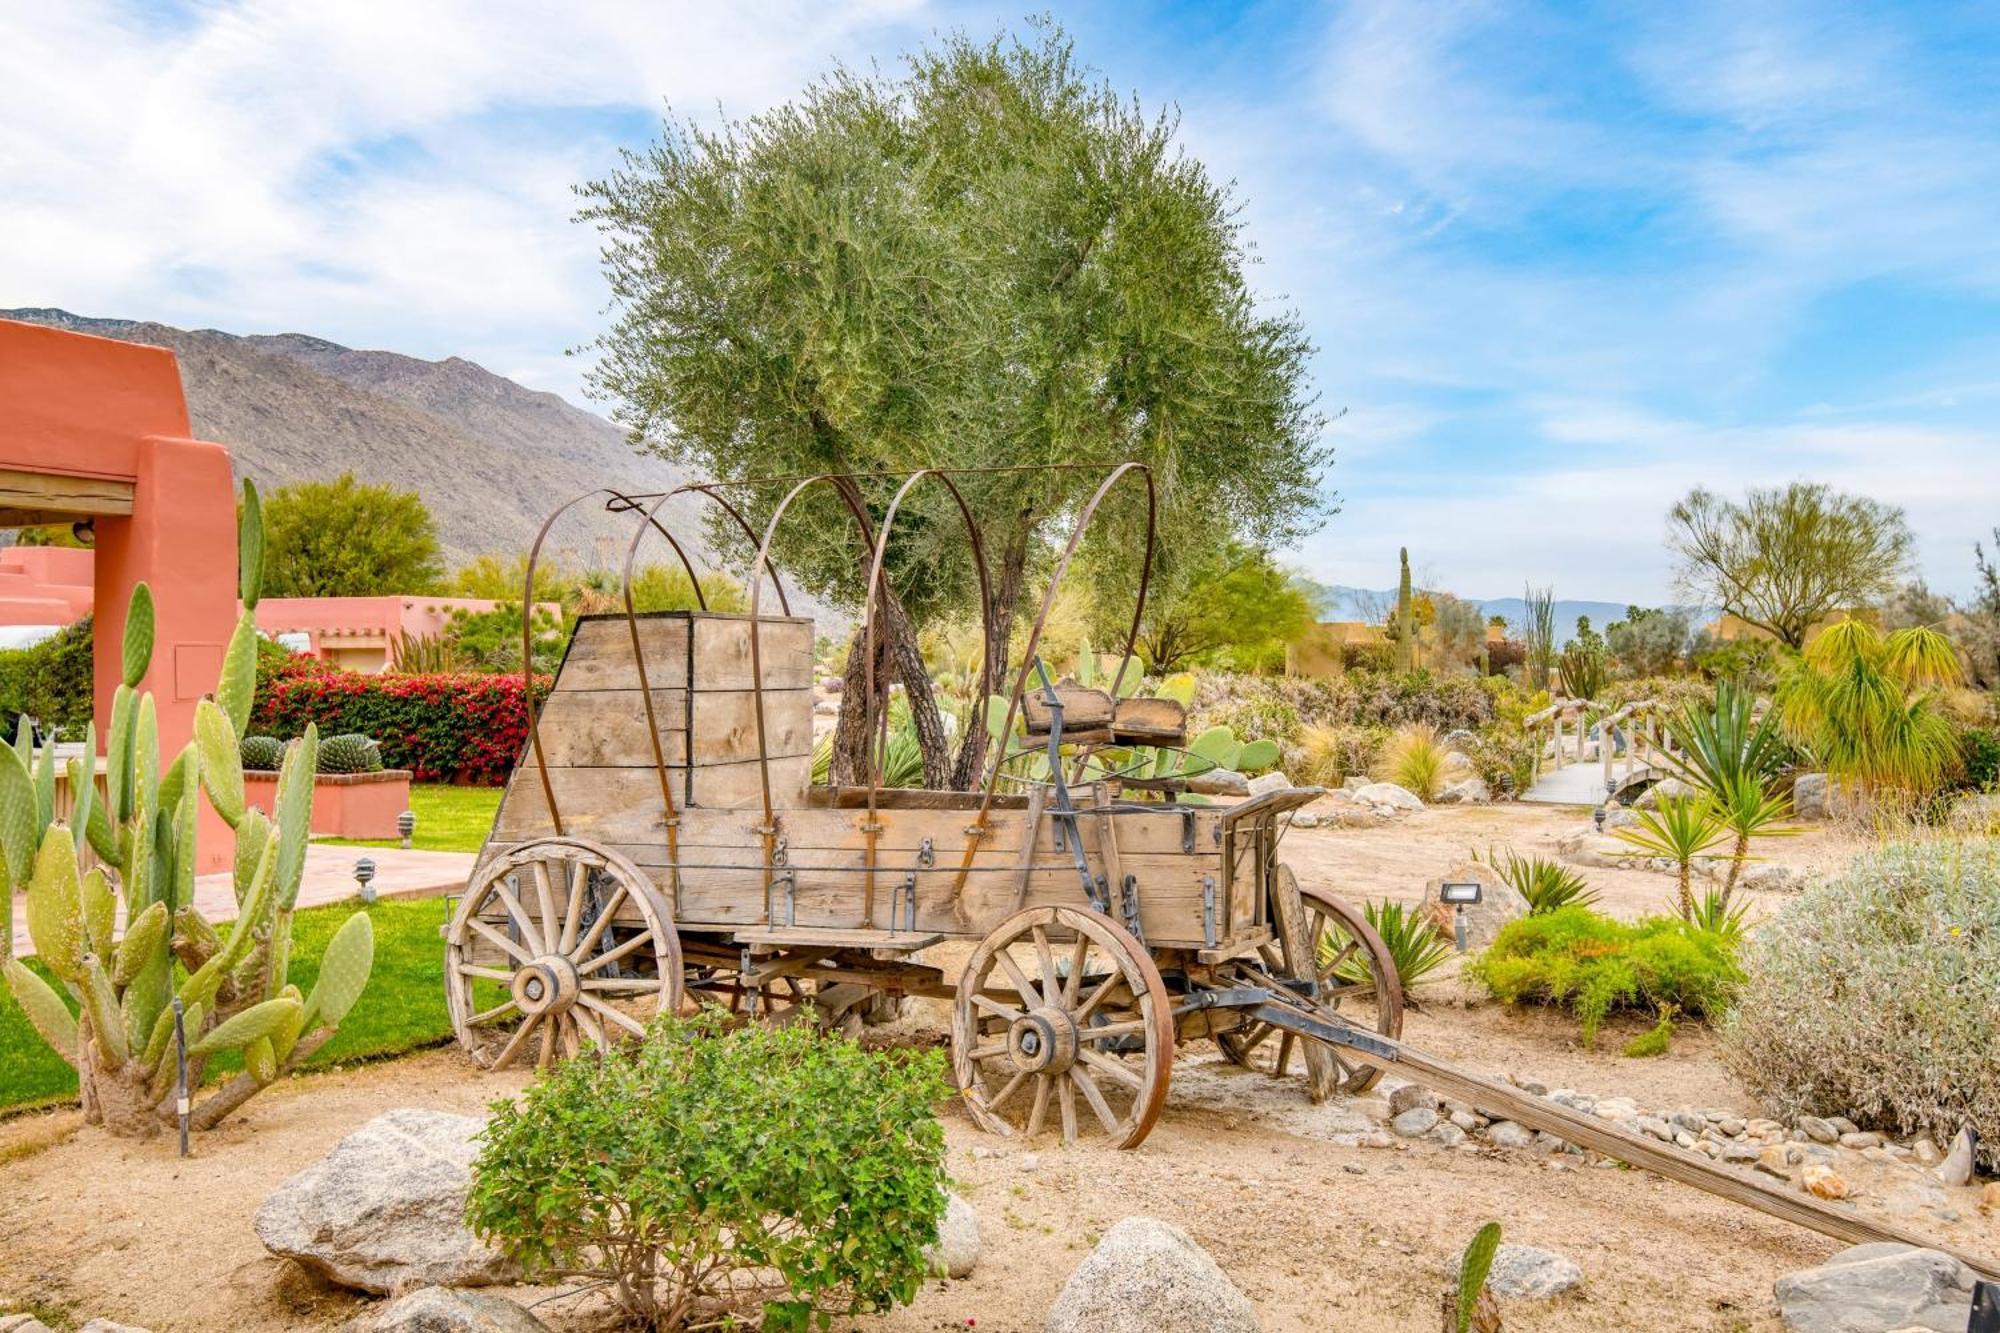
[1593,804,1607,833]
[70,518,94,547]
[353,855,377,905]
[1440,880,1482,953]
[397,809,416,849]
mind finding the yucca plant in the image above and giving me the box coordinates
[1375,723,1447,801]
[1483,846,1599,914]
[1613,791,1732,921]
[1328,899,1452,996]
[1774,620,1963,798]
[1686,886,1753,945]
[1710,771,1800,903]
[0,481,374,1137]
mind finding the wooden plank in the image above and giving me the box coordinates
[731,927,944,952]
[1347,1035,2000,1282]
[550,613,814,692]
[0,468,135,516]
[530,687,812,768]
[492,760,813,840]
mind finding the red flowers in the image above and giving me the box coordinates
[253,670,549,785]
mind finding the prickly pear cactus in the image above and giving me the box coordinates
[316,733,383,775]
[0,479,375,1138]
[239,735,285,772]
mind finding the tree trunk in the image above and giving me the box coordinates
[1722,831,1749,910]
[953,530,1032,791]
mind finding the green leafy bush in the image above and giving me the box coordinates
[468,1013,951,1329]
[0,615,93,740]
[1469,906,1742,1047]
[1721,840,2000,1170]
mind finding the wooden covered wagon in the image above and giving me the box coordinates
[447,464,1405,1149]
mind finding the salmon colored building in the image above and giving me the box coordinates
[0,315,239,868]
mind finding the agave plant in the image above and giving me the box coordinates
[1482,846,1599,914]
[0,481,374,1137]
[1613,791,1732,921]
[1327,899,1452,996]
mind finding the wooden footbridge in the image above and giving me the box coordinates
[1520,698,1675,806]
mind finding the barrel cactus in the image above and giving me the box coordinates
[0,480,374,1137]
[239,735,285,772]
[317,733,383,775]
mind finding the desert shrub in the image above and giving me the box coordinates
[0,615,93,740]
[1960,727,2000,791]
[1342,641,1393,672]
[1721,840,2000,1168]
[468,1013,950,1329]
[1289,722,1384,786]
[1469,906,1742,1047]
[254,669,548,784]
[1329,899,1452,994]
[1375,722,1446,799]
[1485,637,1527,676]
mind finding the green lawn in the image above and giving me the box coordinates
[324,782,501,854]
[1,895,458,1115]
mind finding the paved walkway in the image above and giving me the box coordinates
[1520,759,1615,806]
[9,844,475,959]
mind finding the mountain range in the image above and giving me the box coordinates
[4,308,709,572]
[1303,583,1707,643]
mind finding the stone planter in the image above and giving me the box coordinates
[244,769,412,840]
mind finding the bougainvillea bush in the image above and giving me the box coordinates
[1722,839,2000,1169]
[252,669,547,784]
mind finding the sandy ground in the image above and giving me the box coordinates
[1,805,1987,1332]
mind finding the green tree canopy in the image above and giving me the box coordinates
[581,23,1328,786]
[1668,482,1912,649]
[1131,541,1314,673]
[262,474,444,598]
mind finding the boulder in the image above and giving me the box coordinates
[342,1289,550,1333]
[1947,791,2000,835]
[1474,1243,1582,1299]
[1934,1128,1976,1187]
[1045,1217,1259,1333]
[1740,864,1802,892]
[1188,769,1251,798]
[1244,770,1293,798]
[1773,1243,1974,1333]
[1391,1107,1440,1137]
[1485,1121,1534,1150]
[1418,861,1527,951]
[924,1193,981,1279]
[0,1319,52,1333]
[77,1324,151,1333]
[1341,776,1369,793]
[1555,826,1630,870]
[1436,778,1492,805]
[1352,782,1424,812]
[1791,773,1865,822]
[255,1108,519,1294]
[1634,778,1695,810]
[1388,1083,1438,1117]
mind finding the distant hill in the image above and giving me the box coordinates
[1302,582,1695,644]
[2,308,710,572]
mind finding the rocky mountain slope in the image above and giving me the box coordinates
[4,308,709,571]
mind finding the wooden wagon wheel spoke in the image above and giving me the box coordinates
[558,859,589,955]
[953,905,1172,1151]
[466,917,534,966]
[1215,864,1404,1098]
[490,880,546,956]
[447,839,683,1073]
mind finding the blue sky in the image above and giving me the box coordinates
[4,1,1997,604]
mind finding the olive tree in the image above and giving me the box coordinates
[581,25,1328,786]
[1667,483,1912,649]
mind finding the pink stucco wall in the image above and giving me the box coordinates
[0,317,238,869]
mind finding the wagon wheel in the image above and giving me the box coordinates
[446,838,684,1071]
[953,906,1174,1150]
[1216,865,1402,1097]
